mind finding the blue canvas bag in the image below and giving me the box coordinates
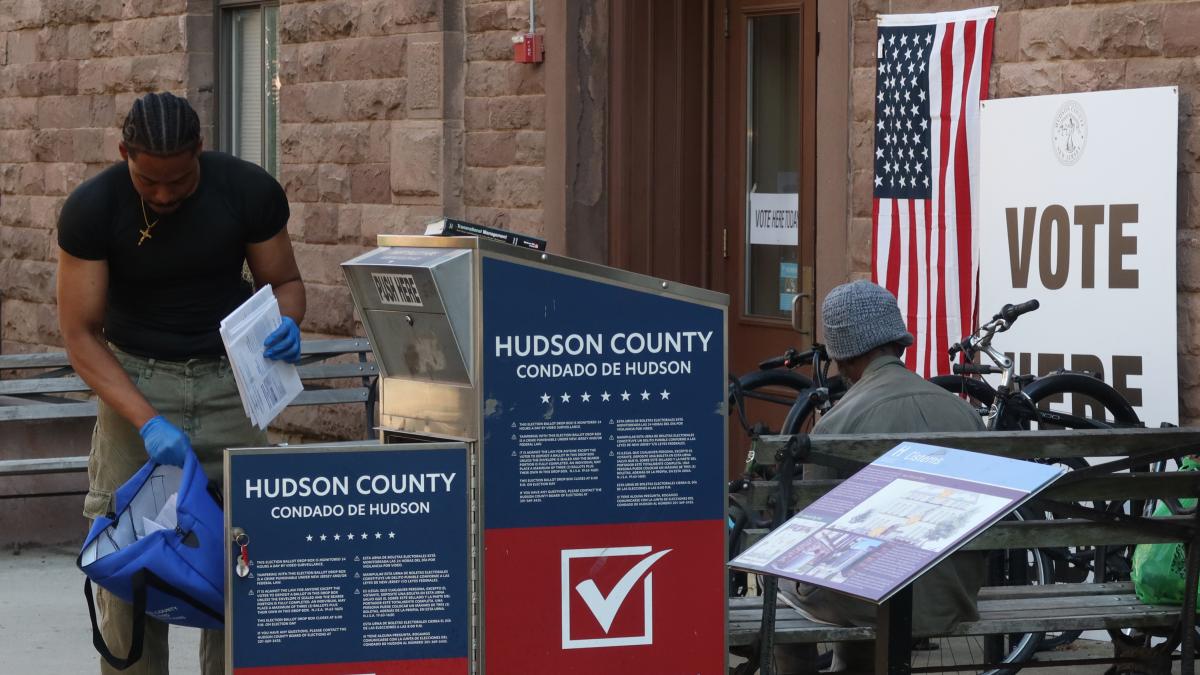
[78,450,225,669]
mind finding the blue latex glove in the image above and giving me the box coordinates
[139,416,192,467]
[263,316,302,363]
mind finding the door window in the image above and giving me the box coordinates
[744,13,801,319]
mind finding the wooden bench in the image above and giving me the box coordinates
[0,337,379,500]
[728,428,1200,675]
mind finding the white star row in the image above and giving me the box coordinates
[886,31,932,48]
[878,88,927,104]
[877,146,927,162]
[874,174,930,189]
[877,117,930,134]
[880,160,926,176]
[305,532,397,542]
[879,56,927,74]
[879,131,926,147]
[881,103,923,119]
[540,390,670,403]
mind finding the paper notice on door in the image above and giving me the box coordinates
[219,286,303,429]
[748,192,799,246]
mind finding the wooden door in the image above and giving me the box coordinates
[608,0,818,476]
[716,0,818,475]
[608,0,714,287]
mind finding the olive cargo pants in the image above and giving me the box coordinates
[85,349,267,675]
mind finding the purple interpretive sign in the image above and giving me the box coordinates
[729,442,1064,603]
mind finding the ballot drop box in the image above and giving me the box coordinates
[226,236,729,674]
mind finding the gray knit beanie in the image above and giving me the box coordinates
[821,280,914,360]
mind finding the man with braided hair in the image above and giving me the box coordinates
[56,91,304,674]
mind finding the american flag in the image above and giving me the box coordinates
[871,7,996,378]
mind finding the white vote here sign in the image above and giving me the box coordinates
[978,86,1178,426]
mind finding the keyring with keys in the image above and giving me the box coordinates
[233,529,250,578]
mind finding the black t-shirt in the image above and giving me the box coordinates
[57,152,289,360]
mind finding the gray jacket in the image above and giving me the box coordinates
[792,355,987,636]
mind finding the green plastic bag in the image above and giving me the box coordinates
[1130,457,1199,606]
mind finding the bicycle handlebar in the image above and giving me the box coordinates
[757,354,791,370]
[996,299,1039,323]
[758,345,828,371]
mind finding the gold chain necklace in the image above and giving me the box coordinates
[138,198,159,246]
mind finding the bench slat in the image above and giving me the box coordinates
[0,339,372,373]
[979,580,1132,599]
[292,387,370,406]
[729,582,1136,612]
[0,384,371,420]
[979,593,1150,612]
[0,352,72,369]
[301,338,372,355]
[755,427,1200,462]
[0,401,97,421]
[729,584,1184,646]
[296,363,378,380]
[741,515,1196,552]
[0,362,377,398]
[741,473,1200,512]
[0,376,88,396]
[728,619,875,645]
[0,457,90,476]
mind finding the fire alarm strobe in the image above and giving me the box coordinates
[513,32,543,64]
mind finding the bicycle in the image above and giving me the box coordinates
[728,344,845,468]
[931,299,1142,432]
[727,346,845,599]
[933,300,1148,657]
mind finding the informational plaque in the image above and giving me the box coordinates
[731,443,1063,602]
[225,444,469,675]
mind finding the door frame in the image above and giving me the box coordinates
[716,0,818,334]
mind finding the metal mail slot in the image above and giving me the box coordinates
[342,247,472,386]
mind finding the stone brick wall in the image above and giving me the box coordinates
[847,0,1200,423]
[276,0,444,344]
[0,1,551,441]
[269,0,548,439]
[462,1,546,235]
[275,0,546,343]
[0,0,213,356]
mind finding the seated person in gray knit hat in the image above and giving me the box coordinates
[775,280,987,674]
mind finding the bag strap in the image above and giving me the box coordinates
[84,575,146,671]
[84,570,224,670]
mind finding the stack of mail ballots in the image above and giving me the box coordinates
[219,286,303,430]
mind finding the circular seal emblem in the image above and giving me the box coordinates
[1052,100,1087,166]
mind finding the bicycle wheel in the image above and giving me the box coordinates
[1021,377,1140,651]
[930,374,996,416]
[913,509,1050,675]
[1020,372,1140,429]
[1023,374,1140,579]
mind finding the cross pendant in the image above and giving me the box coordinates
[138,227,153,246]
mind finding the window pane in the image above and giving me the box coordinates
[231,6,263,166]
[745,14,801,319]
